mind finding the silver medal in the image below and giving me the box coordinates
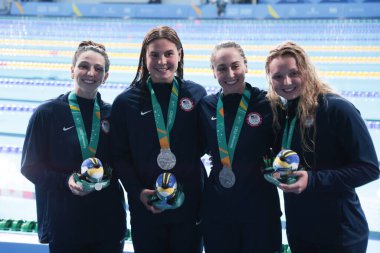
[157,148,176,171]
[219,166,236,188]
[94,182,102,191]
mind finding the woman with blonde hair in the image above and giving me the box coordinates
[265,41,379,253]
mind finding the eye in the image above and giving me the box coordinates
[165,51,174,57]
[95,66,104,72]
[216,66,226,72]
[289,70,300,77]
[231,64,240,70]
[271,74,282,80]
[149,52,159,58]
[78,63,89,70]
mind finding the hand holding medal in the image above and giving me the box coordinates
[73,157,111,192]
[148,172,185,210]
[264,149,301,186]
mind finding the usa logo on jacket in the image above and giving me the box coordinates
[179,97,194,112]
[246,112,262,127]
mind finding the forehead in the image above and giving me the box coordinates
[213,47,244,65]
[269,55,297,71]
[76,50,105,65]
[147,38,178,51]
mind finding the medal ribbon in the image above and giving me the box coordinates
[147,77,179,149]
[68,91,100,160]
[216,87,251,169]
[281,114,297,149]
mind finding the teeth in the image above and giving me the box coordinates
[226,80,237,85]
[156,66,169,72]
[83,79,95,84]
[284,87,295,92]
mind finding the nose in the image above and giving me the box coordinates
[158,55,167,64]
[87,66,96,76]
[284,75,292,85]
[227,68,235,78]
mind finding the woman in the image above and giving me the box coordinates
[21,41,126,253]
[111,26,207,253]
[199,41,282,253]
[265,41,379,253]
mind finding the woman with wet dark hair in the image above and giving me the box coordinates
[111,26,207,253]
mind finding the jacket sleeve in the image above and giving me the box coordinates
[110,96,143,201]
[21,108,70,191]
[307,97,379,192]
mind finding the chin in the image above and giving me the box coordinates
[152,74,173,83]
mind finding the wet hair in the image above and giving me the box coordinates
[72,40,110,72]
[131,26,184,87]
[210,41,247,69]
[265,41,335,155]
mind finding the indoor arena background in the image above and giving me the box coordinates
[0,1,379,252]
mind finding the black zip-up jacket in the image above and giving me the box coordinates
[198,84,282,226]
[21,92,126,244]
[111,77,207,224]
[283,93,379,245]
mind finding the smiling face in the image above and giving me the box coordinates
[268,55,303,101]
[146,38,182,84]
[71,50,108,99]
[212,47,247,95]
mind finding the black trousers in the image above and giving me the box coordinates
[49,240,124,253]
[130,220,202,253]
[203,220,282,253]
[287,234,368,253]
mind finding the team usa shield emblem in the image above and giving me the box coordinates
[179,97,194,112]
[246,112,262,127]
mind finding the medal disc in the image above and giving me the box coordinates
[219,166,236,188]
[94,183,102,191]
[157,149,176,170]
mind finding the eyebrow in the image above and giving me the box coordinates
[216,61,241,67]
[78,61,105,68]
[149,49,175,53]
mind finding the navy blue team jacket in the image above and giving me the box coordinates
[111,77,207,224]
[282,93,379,246]
[21,92,126,244]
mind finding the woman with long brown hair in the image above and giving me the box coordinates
[111,26,207,253]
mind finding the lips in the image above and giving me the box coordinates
[225,79,238,85]
[81,79,96,84]
[155,66,170,73]
[283,86,296,93]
